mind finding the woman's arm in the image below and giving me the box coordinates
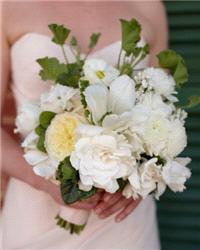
[1,31,102,210]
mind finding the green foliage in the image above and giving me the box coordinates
[182,95,200,109]
[120,18,141,55]
[56,157,77,182]
[89,33,101,49]
[57,63,83,88]
[37,57,68,81]
[120,64,133,76]
[35,111,56,152]
[117,178,128,192]
[56,155,96,204]
[157,49,188,87]
[55,214,86,234]
[79,80,90,108]
[39,111,56,128]
[48,24,70,45]
[70,36,78,47]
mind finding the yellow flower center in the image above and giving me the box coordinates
[45,113,78,161]
[96,70,105,79]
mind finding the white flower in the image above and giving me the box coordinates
[84,75,135,127]
[130,109,187,159]
[161,119,187,159]
[40,84,78,113]
[138,92,173,117]
[70,125,135,193]
[162,157,191,192]
[15,102,40,136]
[45,113,79,161]
[128,158,166,199]
[22,131,59,178]
[135,68,176,99]
[83,58,119,86]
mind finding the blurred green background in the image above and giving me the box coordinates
[157,1,200,250]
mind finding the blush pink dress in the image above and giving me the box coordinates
[2,33,160,250]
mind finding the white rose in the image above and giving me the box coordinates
[15,102,40,137]
[128,158,166,199]
[83,58,119,86]
[162,157,191,192]
[70,125,135,193]
[40,84,78,113]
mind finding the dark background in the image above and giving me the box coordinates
[157,1,200,250]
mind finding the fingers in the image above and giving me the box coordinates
[115,198,141,222]
[97,197,133,219]
[94,192,122,214]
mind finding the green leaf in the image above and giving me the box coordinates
[35,124,46,136]
[79,187,97,200]
[36,132,46,153]
[37,57,68,81]
[79,80,90,108]
[70,36,78,47]
[89,33,101,49]
[48,24,70,45]
[157,49,188,87]
[120,64,133,76]
[182,95,200,109]
[39,111,56,128]
[56,157,77,181]
[120,18,141,55]
[117,178,128,192]
[56,63,82,88]
[60,180,79,204]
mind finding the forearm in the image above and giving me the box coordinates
[1,127,49,192]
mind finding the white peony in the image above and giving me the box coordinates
[70,125,135,193]
[84,75,135,128]
[130,107,187,159]
[162,157,191,192]
[135,68,176,99]
[22,131,59,178]
[83,58,119,86]
[40,84,78,113]
[15,102,40,137]
[128,158,166,199]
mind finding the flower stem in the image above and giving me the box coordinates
[61,45,69,64]
[117,49,122,69]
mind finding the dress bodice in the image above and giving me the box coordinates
[11,32,149,109]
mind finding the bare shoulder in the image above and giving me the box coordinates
[2,1,47,44]
[128,1,168,46]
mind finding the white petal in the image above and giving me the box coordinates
[22,131,38,149]
[84,83,108,124]
[76,124,105,137]
[33,158,58,178]
[108,75,135,114]
[78,181,92,191]
[23,150,48,166]
[102,112,131,131]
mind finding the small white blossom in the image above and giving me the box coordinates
[162,157,191,192]
[15,102,40,137]
[83,58,119,86]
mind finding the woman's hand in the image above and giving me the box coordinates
[43,180,103,210]
[94,192,141,222]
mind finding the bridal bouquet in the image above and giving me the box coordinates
[15,19,195,234]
